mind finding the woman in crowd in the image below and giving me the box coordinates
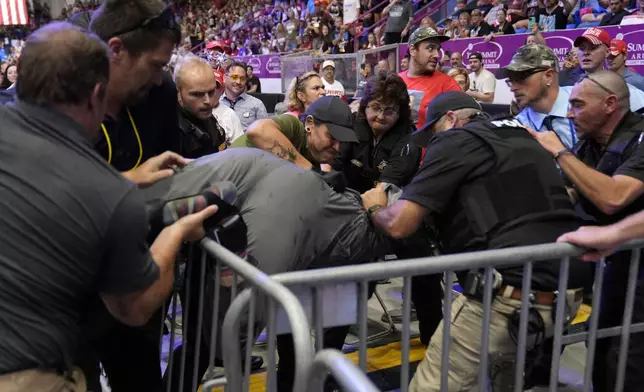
[1,63,17,89]
[455,11,472,38]
[275,71,326,116]
[448,67,470,92]
[492,9,516,35]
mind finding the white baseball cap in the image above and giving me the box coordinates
[322,60,336,70]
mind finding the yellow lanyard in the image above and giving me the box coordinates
[100,108,143,170]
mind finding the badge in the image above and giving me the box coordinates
[243,111,251,118]
[351,159,363,168]
[377,160,388,172]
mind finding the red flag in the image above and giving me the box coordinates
[0,0,28,25]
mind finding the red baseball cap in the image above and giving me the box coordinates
[213,69,224,87]
[574,27,611,47]
[609,39,628,56]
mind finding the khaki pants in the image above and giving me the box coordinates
[0,368,86,392]
[409,293,581,392]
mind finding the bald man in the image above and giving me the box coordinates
[174,55,228,158]
[528,70,644,392]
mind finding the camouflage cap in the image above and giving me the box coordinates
[496,44,559,79]
[407,26,450,46]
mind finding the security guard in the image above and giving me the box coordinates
[175,55,228,158]
[362,91,587,392]
[528,70,644,392]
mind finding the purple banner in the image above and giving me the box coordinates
[233,54,282,78]
[399,24,644,75]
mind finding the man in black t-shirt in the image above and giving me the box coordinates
[469,9,492,37]
[246,64,261,93]
[600,0,631,25]
[0,22,214,391]
[362,91,586,391]
[529,70,644,392]
[537,0,576,31]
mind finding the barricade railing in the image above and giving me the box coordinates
[307,349,381,392]
[280,52,359,95]
[162,238,313,392]
[249,239,644,392]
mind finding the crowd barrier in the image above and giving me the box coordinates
[159,232,644,392]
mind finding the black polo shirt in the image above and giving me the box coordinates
[332,118,421,193]
[0,101,159,373]
[94,72,181,171]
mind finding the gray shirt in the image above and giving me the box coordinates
[623,68,644,93]
[220,92,268,131]
[0,101,158,373]
[385,0,413,33]
[139,148,391,275]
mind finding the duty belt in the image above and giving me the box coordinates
[499,285,583,306]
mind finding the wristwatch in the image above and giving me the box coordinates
[554,148,571,161]
[367,205,382,216]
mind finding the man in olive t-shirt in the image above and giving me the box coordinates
[230,96,357,169]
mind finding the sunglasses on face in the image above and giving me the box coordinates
[505,68,547,86]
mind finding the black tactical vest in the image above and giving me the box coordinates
[573,112,644,225]
[433,118,578,254]
[177,107,227,159]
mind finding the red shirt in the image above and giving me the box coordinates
[398,70,462,130]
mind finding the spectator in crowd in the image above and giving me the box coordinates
[355,62,374,98]
[211,69,244,145]
[382,0,414,45]
[508,0,528,26]
[174,55,229,157]
[490,8,517,35]
[361,90,586,392]
[537,0,578,31]
[0,21,214,392]
[246,65,262,93]
[220,60,268,131]
[321,60,347,99]
[486,0,505,24]
[600,0,631,25]
[528,70,644,392]
[563,49,580,70]
[231,96,358,169]
[504,45,579,149]
[455,11,472,38]
[476,0,494,15]
[607,39,644,91]
[448,67,470,91]
[280,70,327,116]
[400,55,409,71]
[563,28,644,110]
[450,51,464,69]
[469,9,492,37]
[467,53,496,103]
[400,27,461,131]
[318,24,334,54]
[0,63,16,89]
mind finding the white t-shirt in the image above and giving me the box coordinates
[469,69,497,95]
[322,78,346,98]
[213,104,245,145]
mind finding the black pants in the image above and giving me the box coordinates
[76,306,164,392]
[592,252,644,392]
[275,273,443,392]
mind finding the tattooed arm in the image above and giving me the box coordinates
[247,119,314,169]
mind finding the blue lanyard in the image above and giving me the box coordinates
[526,111,576,147]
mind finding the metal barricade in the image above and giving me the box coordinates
[254,240,644,392]
[307,349,380,392]
[280,51,316,94]
[356,43,401,76]
[162,238,314,392]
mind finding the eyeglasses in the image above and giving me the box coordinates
[227,75,248,83]
[504,68,547,86]
[366,103,398,118]
[110,7,179,38]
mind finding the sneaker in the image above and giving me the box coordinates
[381,305,417,323]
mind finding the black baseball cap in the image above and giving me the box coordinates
[303,96,358,143]
[411,91,482,146]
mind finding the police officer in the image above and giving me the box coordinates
[174,55,228,158]
[528,70,644,392]
[362,91,587,392]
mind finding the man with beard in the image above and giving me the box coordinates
[528,70,644,392]
[399,27,461,130]
[220,60,267,131]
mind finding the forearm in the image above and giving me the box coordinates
[559,154,624,214]
[247,125,313,169]
[613,210,644,243]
